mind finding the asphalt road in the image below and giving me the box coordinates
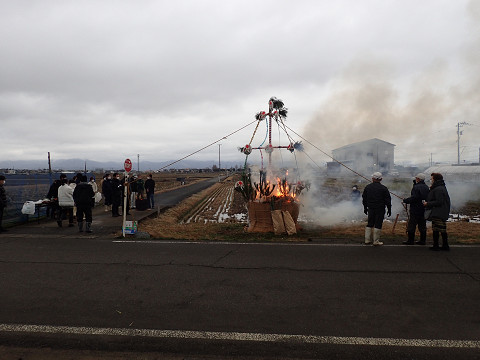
[0,236,479,359]
[157,176,223,208]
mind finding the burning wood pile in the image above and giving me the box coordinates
[235,97,309,234]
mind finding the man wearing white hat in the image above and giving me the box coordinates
[362,172,392,246]
[402,173,429,245]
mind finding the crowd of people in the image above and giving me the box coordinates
[359,171,451,250]
[0,170,452,249]
[101,173,156,216]
[1,172,157,234]
[45,173,99,232]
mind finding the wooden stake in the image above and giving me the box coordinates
[392,213,400,233]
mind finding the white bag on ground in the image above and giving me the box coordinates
[21,201,36,215]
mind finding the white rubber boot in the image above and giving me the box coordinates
[373,228,383,246]
[364,227,373,245]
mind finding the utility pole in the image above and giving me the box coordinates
[218,144,221,170]
[457,122,471,164]
[137,154,140,172]
[48,152,52,185]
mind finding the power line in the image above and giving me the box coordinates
[157,120,257,171]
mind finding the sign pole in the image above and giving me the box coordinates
[122,171,128,237]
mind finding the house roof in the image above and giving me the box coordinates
[333,138,396,152]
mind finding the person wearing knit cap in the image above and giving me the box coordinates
[362,172,392,246]
[402,173,429,245]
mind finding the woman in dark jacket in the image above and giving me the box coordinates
[102,174,113,212]
[424,173,451,251]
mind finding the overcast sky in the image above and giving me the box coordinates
[1,0,479,169]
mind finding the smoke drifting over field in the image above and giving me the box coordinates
[297,174,480,227]
[302,0,480,165]
[289,1,480,225]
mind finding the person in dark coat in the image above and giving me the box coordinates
[402,173,430,245]
[362,172,392,246]
[129,175,138,209]
[350,185,361,202]
[73,175,95,233]
[0,175,7,233]
[102,174,113,212]
[110,173,123,217]
[46,179,62,219]
[136,175,145,199]
[424,173,451,251]
[145,174,156,209]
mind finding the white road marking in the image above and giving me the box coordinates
[0,324,478,348]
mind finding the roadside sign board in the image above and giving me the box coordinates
[123,220,137,235]
[124,158,132,172]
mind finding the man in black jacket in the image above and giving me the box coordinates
[73,175,95,233]
[145,174,156,209]
[111,173,123,217]
[402,173,429,245]
[362,172,392,246]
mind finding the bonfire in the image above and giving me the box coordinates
[235,97,309,234]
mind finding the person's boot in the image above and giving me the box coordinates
[441,232,450,251]
[86,222,92,233]
[57,220,62,227]
[430,231,440,251]
[373,228,383,246]
[364,227,373,245]
[403,231,414,245]
[104,205,109,212]
[416,231,426,245]
[78,221,84,232]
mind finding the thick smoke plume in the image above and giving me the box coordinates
[293,1,480,226]
[303,1,479,165]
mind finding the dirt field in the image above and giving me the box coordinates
[140,173,480,244]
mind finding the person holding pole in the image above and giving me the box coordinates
[362,172,392,246]
[402,173,429,245]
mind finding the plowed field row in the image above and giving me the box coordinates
[184,182,246,224]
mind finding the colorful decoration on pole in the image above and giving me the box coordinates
[235,97,310,234]
[124,158,132,173]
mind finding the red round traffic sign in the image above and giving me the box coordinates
[124,158,132,172]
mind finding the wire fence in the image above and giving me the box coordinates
[2,172,94,226]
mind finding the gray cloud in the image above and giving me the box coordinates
[0,0,478,166]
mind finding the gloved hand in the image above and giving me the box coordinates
[364,207,368,215]
[387,208,391,217]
